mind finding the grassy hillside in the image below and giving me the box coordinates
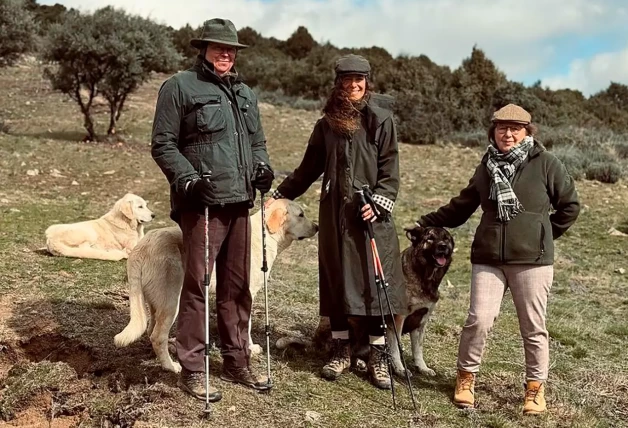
[0,61,627,428]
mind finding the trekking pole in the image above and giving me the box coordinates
[357,187,418,413]
[258,167,273,390]
[201,172,213,418]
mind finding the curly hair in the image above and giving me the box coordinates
[323,79,369,137]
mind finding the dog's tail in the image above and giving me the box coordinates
[275,336,312,350]
[114,252,148,347]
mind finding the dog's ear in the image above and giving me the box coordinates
[119,199,135,221]
[404,225,424,243]
[266,205,287,234]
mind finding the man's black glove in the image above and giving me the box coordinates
[186,175,214,206]
[253,162,274,194]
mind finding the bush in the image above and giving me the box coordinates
[0,0,38,66]
[256,90,322,111]
[551,145,588,180]
[446,130,487,148]
[613,141,628,159]
[536,127,581,150]
[0,118,9,134]
[42,7,181,141]
[585,162,622,183]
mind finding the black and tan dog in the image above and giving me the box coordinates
[276,225,454,377]
[388,225,454,377]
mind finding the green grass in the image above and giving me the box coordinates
[0,61,627,427]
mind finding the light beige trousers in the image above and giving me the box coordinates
[457,264,553,381]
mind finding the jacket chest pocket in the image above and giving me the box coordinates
[237,94,259,134]
[194,95,226,134]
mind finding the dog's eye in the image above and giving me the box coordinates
[299,213,304,217]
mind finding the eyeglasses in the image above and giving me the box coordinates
[208,45,236,55]
[495,124,525,134]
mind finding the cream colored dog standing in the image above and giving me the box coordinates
[113,199,318,373]
[45,193,154,261]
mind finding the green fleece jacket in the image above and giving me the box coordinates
[418,141,580,265]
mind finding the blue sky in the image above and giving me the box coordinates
[41,0,628,96]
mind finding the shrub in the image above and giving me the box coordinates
[0,118,9,134]
[585,162,622,183]
[551,145,588,180]
[613,141,628,159]
[256,90,322,111]
[0,0,38,67]
[42,7,181,141]
[446,130,487,148]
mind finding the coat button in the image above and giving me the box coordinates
[343,196,348,201]
[345,167,350,172]
[234,132,238,136]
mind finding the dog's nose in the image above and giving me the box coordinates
[437,242,447,251]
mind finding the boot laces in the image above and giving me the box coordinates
[525,385,541,403]
[371,346,389,377]
[458,374,474,392]
[328,339,349,366]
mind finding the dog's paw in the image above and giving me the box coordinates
[394,367,413,379]
[416,366,436,377]
[168,340,176,355]
[170,362,182,374]
[249,343,263,355]
[353,358,367,372]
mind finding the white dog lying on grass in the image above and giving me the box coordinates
[45,193,154,261]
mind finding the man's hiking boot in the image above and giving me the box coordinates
[178,367,222,402]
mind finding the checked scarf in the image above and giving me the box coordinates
[486,136,534,222]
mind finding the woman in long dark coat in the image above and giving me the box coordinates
[265,54,407,389]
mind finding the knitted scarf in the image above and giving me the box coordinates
[486,136,534,222]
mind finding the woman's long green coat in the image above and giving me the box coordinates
[276,95,407,317]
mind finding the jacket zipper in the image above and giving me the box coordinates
[500,222,505,263]
[537,224,545,260]
[225,84,250,195]
[502,156,529,263]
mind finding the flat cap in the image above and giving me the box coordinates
[334,54,371,77]
[491,104,531,124]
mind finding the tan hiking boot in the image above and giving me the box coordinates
[368,345,391,389]
[221,365,272,391]
[321,338,351,380]
[453,369,475,408]
[523,380,546,415]
[177,367,222,402]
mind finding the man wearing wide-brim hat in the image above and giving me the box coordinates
[151,18,274,402]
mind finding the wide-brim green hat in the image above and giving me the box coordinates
[190,18,248,50]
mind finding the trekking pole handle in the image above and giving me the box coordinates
[356,189,375,238]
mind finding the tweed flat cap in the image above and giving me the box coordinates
[491,104,532,124]
[334,54,371,76]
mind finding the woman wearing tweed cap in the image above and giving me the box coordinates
[416,103,580,414]
[265,54,407,390]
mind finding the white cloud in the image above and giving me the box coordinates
[40,0,628,93]
[543,45,628,96]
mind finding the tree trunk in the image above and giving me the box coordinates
[84,114,96,142]
[107,102,117,135]
[115,93,127,122]
[74,82,97,141]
